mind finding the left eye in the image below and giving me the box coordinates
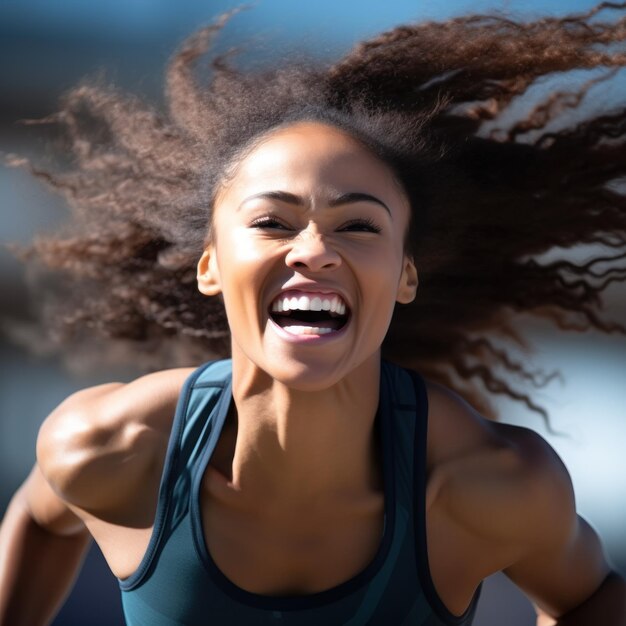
[338,219,381,233]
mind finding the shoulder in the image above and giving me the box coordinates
[36,366,196,513]
[424,379,575,567]
[422,379,616,618]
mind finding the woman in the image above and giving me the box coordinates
[1,5,626,625]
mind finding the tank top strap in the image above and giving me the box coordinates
[380,361,422,514]
[119,358,232,591]
[385,362,484,625]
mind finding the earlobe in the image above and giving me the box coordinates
[197,248,222,296]
[396,256,418,304]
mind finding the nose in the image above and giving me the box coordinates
[285,230,341,272]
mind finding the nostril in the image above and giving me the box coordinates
[285,244,342,271]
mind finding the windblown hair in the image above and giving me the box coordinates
[8,3,626,425]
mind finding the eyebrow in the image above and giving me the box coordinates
[239,191,391,215]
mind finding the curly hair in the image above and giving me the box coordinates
[6,3,626,427]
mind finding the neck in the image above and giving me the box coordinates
[225,349,382,502]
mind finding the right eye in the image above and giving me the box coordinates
[249,216,292,230]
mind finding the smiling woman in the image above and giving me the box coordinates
[1,4,626,626]
[196,122,417,390]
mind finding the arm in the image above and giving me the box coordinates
[536,570,626,626]
[0,381,124,626]
[424,384,624,625]
[0,367,192,626]
[498,432,626,626]
[0,466,91,626]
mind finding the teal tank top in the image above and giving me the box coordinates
[118,359,482,625]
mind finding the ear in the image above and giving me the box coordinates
[396,255,418,304]
[197,247,222,296]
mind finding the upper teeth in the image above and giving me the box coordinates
[271,293,347,315]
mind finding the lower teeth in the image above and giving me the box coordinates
[283,325,334,336]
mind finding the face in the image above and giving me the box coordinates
[197,121,418,390]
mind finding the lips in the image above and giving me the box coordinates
[268,290,350,336]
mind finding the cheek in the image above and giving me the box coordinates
[354,235,405,280]
[346,245,405,323]
[214,226,275,312]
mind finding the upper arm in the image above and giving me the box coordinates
[499,433,612,618]
[426,386,614,620]
[35,368,192,517]
[18,464,87,537]
[506,513,611,619]
[35,381,130,513]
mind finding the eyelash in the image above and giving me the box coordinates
[339,218,382,233]
[249,216,382,234]
[250,217,291,230]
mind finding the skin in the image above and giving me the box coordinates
[1,122,624,626]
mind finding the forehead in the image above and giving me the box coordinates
[216,121,407,206]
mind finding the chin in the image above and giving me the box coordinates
[267,359,347,392]
[263,348,381,392]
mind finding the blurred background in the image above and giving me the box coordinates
[1,1,625,625]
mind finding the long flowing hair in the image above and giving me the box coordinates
[7,3,626,427]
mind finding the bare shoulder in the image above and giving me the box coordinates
[423,383,617,620]
[424,379,574,567]
[36,367,195,514]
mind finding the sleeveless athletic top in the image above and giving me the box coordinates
[118,359,482,625]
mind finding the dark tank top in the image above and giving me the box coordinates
[118,359,482,625]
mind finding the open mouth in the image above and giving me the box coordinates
[269,291,350,336]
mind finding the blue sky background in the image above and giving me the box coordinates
[1,0,614,102]
[1,2,625,625]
